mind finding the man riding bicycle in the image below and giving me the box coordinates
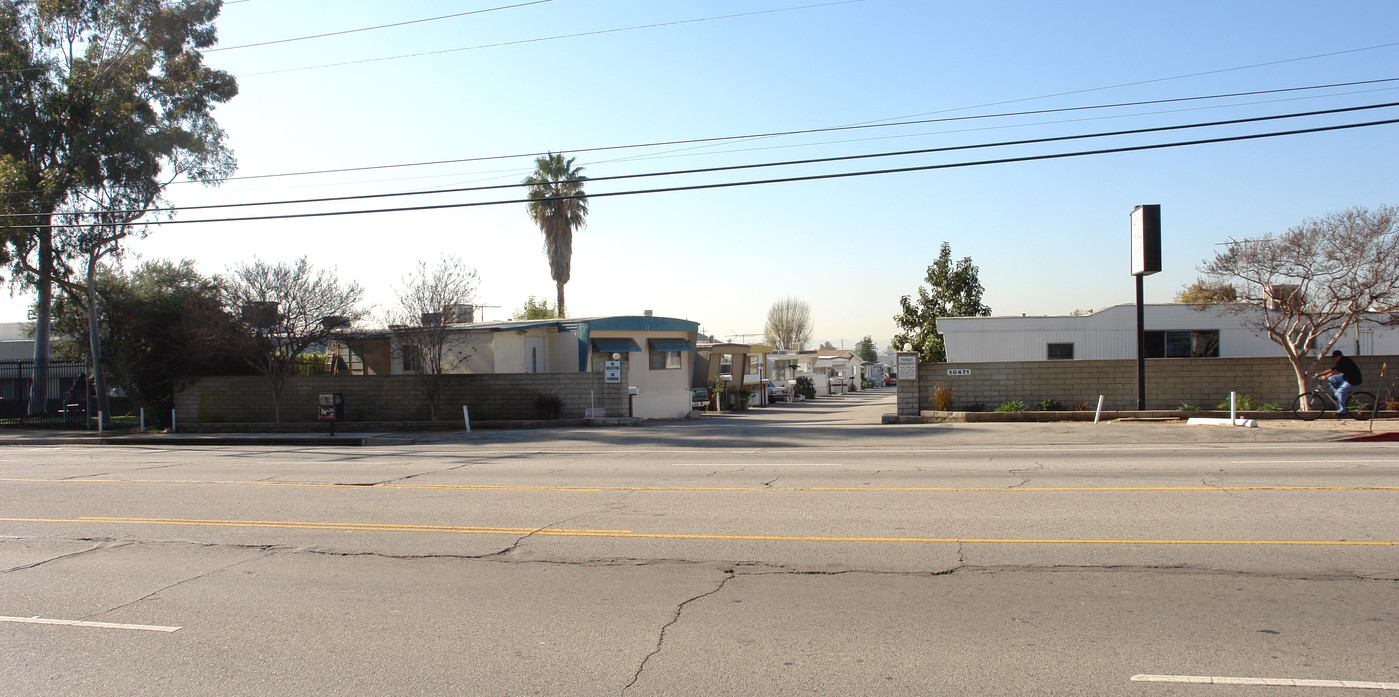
[1316,350,1363,415]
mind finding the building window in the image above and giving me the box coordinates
[649,349,681,370]
[402,345,422,372]
[1047,343,1074,360]
[1144,330,1220,358]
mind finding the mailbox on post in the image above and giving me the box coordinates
[318,392,343,436]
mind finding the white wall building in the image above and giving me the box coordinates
[0,322,34,361]
[939,303,1399,362]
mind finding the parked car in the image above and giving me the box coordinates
[691,386,710,410]
[882,375,897,387]
[765,379,791,402]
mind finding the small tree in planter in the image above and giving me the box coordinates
[707,376,728,412]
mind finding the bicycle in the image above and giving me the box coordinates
[1292,376,1376,421]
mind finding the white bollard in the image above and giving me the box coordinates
[463,405,471,433]
[1230,391,1237,424]
[98,412,104,435]
[1094,395,1105,424]
[171,409,177,433]
[140,408,145,432]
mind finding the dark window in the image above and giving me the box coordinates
[1192,330,1220,357]
[402,345,421,372]
[649,349,680,370]
[1047,343,1074,360]
[1144,330,1219,358]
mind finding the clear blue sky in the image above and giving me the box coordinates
[7,0,1397,350]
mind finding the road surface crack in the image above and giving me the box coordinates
[622,569,736,696]
[480,494,632,560]
[85,550,274,622]
[379,460,480,486]
[1,540,121,573]
[1007,463,1043,488]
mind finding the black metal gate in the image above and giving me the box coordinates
[0,360,94,428]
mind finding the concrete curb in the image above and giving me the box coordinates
[882,410,1399,424]
[165,417,642,434]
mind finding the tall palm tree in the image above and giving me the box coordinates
[523,153,588,318]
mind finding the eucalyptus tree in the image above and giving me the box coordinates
[0,0,237,415]
[523,153,588,318]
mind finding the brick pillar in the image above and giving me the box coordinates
[896,351,920,416]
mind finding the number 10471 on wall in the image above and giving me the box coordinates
[946,369,971,376]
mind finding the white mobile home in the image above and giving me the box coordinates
[938,303,1399,362]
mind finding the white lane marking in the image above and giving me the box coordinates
[1132,674,1399,690]
[0,616,181,632]
[1231,459,1394,464]
[671,463,844,467]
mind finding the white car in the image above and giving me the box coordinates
[765,379,792,402]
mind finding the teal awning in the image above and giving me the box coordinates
[649,338,695,352]
[592,337,642,353]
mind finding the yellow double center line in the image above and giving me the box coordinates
[1,516,1395,546]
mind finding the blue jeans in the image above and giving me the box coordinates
[1328,374,1354,411]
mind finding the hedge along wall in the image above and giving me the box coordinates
[900,355,1398,414]
[175,366,630,424]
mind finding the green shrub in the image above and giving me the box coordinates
[1037,398,1062,411]
[1256,402,1280,412]
[1215,394,1260,410]
[795,376,816,400]
[1178,403,1200,411]
[294,352,327,376]
[995,400,1026,412]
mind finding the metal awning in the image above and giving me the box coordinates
[591,337,642,353]
[649,338,695,352]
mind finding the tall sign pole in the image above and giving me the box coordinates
[1130,205,1161,410]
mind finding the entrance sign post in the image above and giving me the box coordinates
[1131,204,1162,411]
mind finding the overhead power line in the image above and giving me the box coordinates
[206,0,557,52]
[859,41,1399,126]
[18,116,1399,230]
[167,77,1399,185]
[15,100,1395,220]
[241,0,864,76]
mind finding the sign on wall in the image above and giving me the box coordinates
[604,360,621,384]
[946,369,971,376]
[896,354,917,380]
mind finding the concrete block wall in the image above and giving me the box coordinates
[175,365,630,424]
[897,355,1397,415]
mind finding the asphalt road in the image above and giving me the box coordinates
[3,390,1397,696]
